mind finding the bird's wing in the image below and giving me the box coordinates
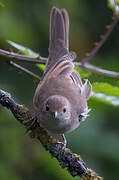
[42,52,83,89]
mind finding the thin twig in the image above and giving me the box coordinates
[7,61,41,80]
[0,89,103,180]
[81,16,118,65]
[74,62,119,78]
[0,48,47,63]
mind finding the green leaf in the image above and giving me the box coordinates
[92,92,119,106]
[92,82,119,106]
[108,0,119,16]
[7,40,38,57]
[108,0,118,9]
[37,64,45,71]
[92,82,119,97]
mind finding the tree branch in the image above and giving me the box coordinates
[7,61,41,80]
[74,62,119,78]
[80,15,118,65]
[0,89,103,180]
[0,48,47,63]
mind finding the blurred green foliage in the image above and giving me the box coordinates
[0,0,119,180]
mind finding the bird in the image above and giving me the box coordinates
[33,6,92,145]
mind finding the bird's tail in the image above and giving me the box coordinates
[49,7,69,59]
[44,7,76,74]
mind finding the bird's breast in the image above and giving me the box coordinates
[39,112,80,134]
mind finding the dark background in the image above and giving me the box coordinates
[0,0,119,180]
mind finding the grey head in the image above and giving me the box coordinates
[39,95,72,133]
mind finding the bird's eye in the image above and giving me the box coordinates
[46,105,49,111]
[63,107,67,113]
[78,114,84,122]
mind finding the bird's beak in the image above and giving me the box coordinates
[51,111,58,118]
[54,111,58,118]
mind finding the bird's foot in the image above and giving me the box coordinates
[57,134,67,148]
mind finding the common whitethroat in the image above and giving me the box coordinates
[33,7,92,145]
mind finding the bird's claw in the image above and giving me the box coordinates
[57,134,67,148]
